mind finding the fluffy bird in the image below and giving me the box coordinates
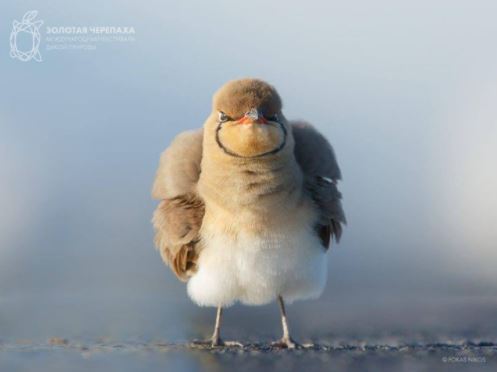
[152,78,345,348]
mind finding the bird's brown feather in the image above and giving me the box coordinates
[152,194,204,281]
[152,129,203,200]
[292,121,346,249]
[151,129,205,281]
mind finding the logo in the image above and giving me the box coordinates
[8,11,136,62]
[10,11,43,62]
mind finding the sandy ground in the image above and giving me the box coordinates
[2,295,496,370]
[1,339,496,371]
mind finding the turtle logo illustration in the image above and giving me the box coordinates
[10,10,43,62]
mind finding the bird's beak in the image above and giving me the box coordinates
[237,108,268,125]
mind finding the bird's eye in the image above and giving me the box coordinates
[265,114,279,122]
[218,111,230,122]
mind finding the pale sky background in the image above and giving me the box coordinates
[1,0,496,342]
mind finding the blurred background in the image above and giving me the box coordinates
[1,0,496,348]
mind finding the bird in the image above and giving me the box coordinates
[152,78,345,348]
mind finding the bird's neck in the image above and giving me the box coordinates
[197,152,304,217]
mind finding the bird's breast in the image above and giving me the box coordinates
[187,199,326,307]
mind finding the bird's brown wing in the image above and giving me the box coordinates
[151,129,204,281]
[292,121,346,249]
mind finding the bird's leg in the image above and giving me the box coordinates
[206,306,243,348]
[211,306,223,347]
[272,295,298,349]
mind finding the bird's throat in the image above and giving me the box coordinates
[198,154,303,218]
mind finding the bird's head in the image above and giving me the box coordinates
[205,78,289,159]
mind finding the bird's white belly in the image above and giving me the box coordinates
[187,221,327,307]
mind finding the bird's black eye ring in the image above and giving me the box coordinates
[218,111,231,123]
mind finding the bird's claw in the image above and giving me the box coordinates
[191,338,243,348]
[211,338,243,348]
[223,340,244,347]
[271,337,298,349]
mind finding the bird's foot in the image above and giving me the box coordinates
[271,337,298,349]
[211,336,223,348]
[191,338,243,348]
[222,340,244,347]
[211,338,243,348]
[190,339,211,348]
